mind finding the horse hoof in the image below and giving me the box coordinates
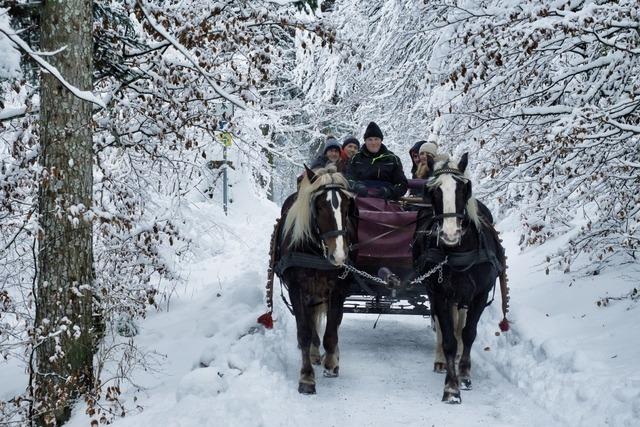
[298,382,316,394]
[433,363,446,374]
[442,391,461,404]
[323,367,339,378]
[460,378,472,390]
[311,357,322,366]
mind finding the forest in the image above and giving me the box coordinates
[1,1,638,426]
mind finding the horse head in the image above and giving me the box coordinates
[284,165,356,266]
[424,153,479,246]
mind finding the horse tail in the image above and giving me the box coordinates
[498,269,510,331]
[496,230,510,332]
[257,218,282,329]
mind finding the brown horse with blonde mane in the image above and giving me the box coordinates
[277,166,357,394]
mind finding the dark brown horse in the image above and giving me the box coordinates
[277,166,356,394]
[412,153,507,403]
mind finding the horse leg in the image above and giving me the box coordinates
[310,310,323,366]
[435,306,467,371]
[296,312,316,394]
[322,293,345,378]
[433,316,446,373]
[453,306,468,365]
[290,284,316,394]
[310,338,321,365]
[459,293,488,391]
[433,300,461,403]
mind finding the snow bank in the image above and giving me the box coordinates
[476,215,640,427]
[66,162,299,426]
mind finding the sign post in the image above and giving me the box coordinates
[220,131,232,215]
[213,101,234,215]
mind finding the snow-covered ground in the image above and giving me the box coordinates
[3,176,639,426]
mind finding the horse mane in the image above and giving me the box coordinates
[283,166,350,247]
[428,157,482,229]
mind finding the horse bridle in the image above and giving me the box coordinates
[309,184,351,255]
[423,168,469,229]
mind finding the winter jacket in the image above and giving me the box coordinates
[346,144,408,200]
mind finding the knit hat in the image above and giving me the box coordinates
[419,142,438,156]
[410,140,427,155]
[323,136,341,155]
[363,122,383,140]
[342,135,360,149]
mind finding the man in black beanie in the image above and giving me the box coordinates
[363,121,384,140]
[346,122,407,200]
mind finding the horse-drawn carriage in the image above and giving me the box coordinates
[341,192,432,316]
[260,154,510,403]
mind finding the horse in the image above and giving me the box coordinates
[277,165,357,394]
[412,153,507,403]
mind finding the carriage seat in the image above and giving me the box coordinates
[355,197,417,266]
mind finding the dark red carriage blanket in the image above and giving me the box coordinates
[355,197,417,267]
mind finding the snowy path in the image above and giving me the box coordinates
[280,313,560,427]
[85,295,561,427]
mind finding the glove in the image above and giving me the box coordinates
[376,186,393,199]
[351,182,368,197]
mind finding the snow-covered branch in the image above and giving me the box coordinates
[0,26,106,108]
[136,0,247,111]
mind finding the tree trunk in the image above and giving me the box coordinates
[35,1,96,425]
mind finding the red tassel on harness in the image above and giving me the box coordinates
[498,317,510,332]
[257,312,274,329]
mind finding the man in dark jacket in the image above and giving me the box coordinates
[346,122,408,200]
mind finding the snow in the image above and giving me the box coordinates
[1,23,105,108]
[12,184,620,426]
[0,10,21,79]
[137,1,247,111]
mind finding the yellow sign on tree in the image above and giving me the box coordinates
[219,131,233,147]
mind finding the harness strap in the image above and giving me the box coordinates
[274,252,338,276]
[485,279,498,308]
[418,247,502,272]
[321,229,348,239]
[279,280,294,315]
[432,212,466,220]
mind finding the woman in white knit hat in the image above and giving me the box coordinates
[416,141,439,179]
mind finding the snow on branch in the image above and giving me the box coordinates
[0,26,106,109]
[606,118,640,135]
[519,106,574,116]
[136,0,248,111]
[0,105,26,121]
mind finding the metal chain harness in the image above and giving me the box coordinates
[338,256,448,288]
